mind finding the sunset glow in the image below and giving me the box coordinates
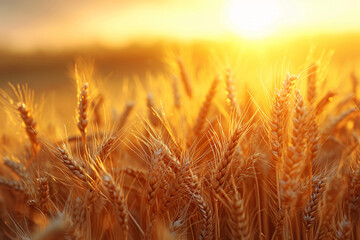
[225,0,280,38]
[0,0,360,50]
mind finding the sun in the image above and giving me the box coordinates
[225,0,280,39]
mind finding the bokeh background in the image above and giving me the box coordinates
[1,0,360,108]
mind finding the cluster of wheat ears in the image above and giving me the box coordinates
[0,56,359,240]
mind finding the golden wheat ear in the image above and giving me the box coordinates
[91,94,104,127]
[115,101,135,132]
[228,190,251,240]
[17,102,39,155]
[177,58,193,98]
[225,69,240,114]
[0,83,41,157]
[213,124,245,194]
[171,75,181,110]
[305,103,320,183]
[334,214,351,240]
[3,157,29,180]
[307,63,318,106]
[316,172,345,240]
[315,91,336,115]
[67,196,86,239]
[147,93,160,127]
[268,73,298,166]
[303,177,326,232]
[56,145,89,183]
[269,89,283,165]
[0,177,26,193]
[77,82,89,145]
[348,164,360,220]
[102,173,129,233]
[36,177,50,214]
[183,163,213,240]
[193,75,219,138]
[280,90,307,208]
[97,136,118,162]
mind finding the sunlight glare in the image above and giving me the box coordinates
[225,0,280,38]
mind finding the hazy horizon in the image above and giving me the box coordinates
[2,0,360,52]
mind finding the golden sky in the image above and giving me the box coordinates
[1,0,360,51]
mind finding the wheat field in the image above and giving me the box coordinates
[0,52,359,240]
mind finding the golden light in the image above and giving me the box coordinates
[225,0,281,38]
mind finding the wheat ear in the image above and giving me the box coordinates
[92,94,104,127]
[317,173,343,240]
[269,90,283,165]
[303,178,326,230]
[348,166,360,220]
[315,91,336,115]
[184,163,213,240]
[69,197,86,239]
[172,75,181,109]
[98,137,117,162]
[305,109,319,178]
[0,177,26,192]
[196,190,213,240]
[17,102,39,154]
[153,139,180,172]
[37,177,50,213]
[269,74,298,165]
[280,73,298,122]
[3,157,29,180]
[77,82,89,144]
[193,76,219,137]
[116,101,135,132]
[307,63,318,106]
[147,93,159,127]
[334,214,351,240]
[280,90,307,208]
[177,58,193,98]
[225,69,239,114]
[56,146,88,183]
[116,167,146,182]
[213,125,245,193]
[162,163,187,211]
[102,173,129,232]
[229,190,251,240]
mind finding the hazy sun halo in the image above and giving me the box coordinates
[226,0,280,38]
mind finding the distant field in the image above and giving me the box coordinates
[1,33,360,90]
